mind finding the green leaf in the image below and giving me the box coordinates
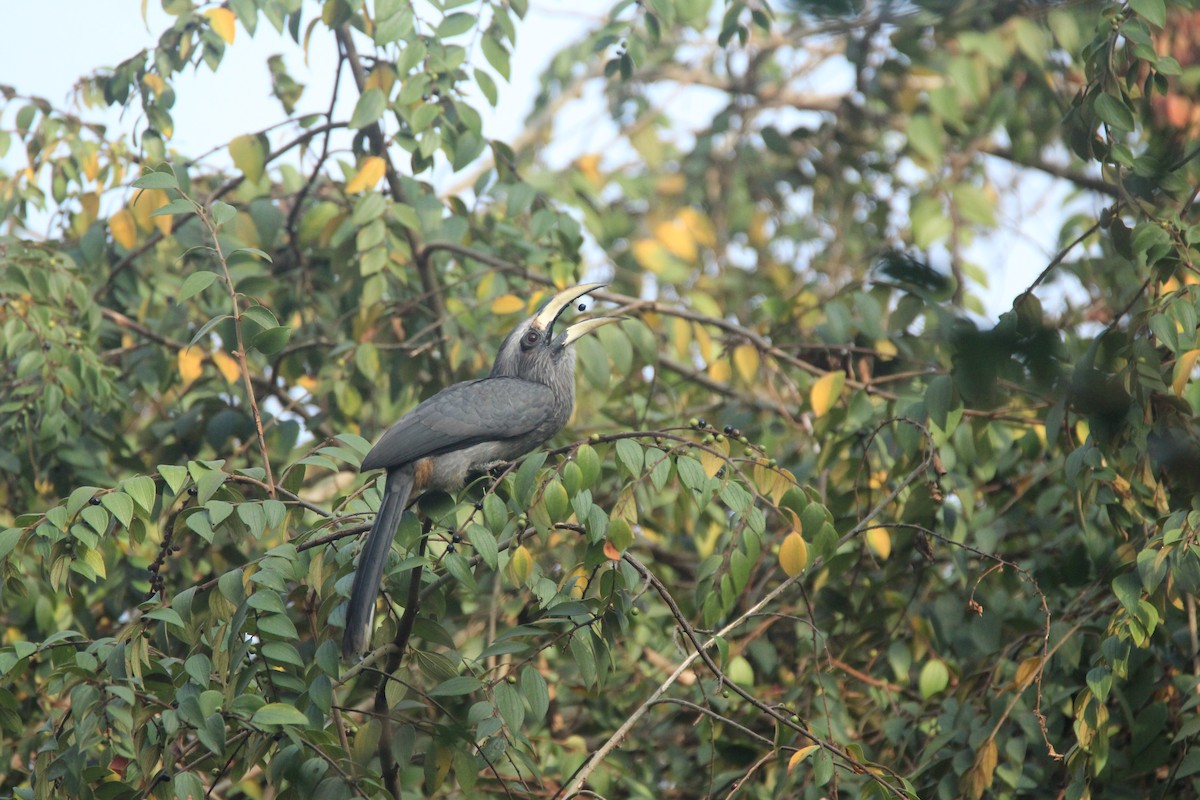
[210,200,237,227]
[252,703,310,726]
[0,527,23,561]
[67,486,99,518]
[257,613,299,639]
[483,493,508,535]
[1112,572,1142,616]
[1130,0,1166,27]
[185,653,213,686]
[514,451,547,507]
[145,607,186,628]
[521,666,549,720]
[907,114,941,162]
[575,445,600,487]
[349,88,386,130]
[132,171,178,190]
[242,304,279,330]
[1094,93,1135,132]
[467,524,499,569]
[429,675,483,697]
[159,464,189,495]
[926,374,955,430]
[206,499,233,527]
[237,503,267,537]
[494,681,525,731]
[614,439,644,478]
[436,12,475,37]
[608,517,633,552]
[481,34,510,80]
[918,659,949,698]
[179,271,220,302]
[474,68,497,106]
[123,475,157,513]
[194,468,227,504]
[229,247,272,262]
[229,133,266,182]
[150,198,196,217]
[543,479,569,521]
[251,325,291,355]
[100,492,134,528]
[676,456,707,493]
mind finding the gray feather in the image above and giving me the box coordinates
[342,467,415,659]
[360,378,558,472]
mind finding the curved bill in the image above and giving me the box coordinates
[561,316,621,347]
[533,283,607,337]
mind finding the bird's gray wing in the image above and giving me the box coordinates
[360,377,556,471]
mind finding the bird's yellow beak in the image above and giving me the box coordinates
[561,315,621,346]
[532,283,607,337]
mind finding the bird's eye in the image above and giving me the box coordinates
[522,329,540,347]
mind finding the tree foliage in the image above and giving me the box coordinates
[3,1,1200,798]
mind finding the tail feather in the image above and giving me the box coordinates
[342,467,414,660]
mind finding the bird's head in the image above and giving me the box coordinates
[491,283,619,386]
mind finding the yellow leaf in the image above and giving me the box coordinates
[677,207,716,248]
[110,209,137,249]
[576,153,603,186]
[131,189,168,232]
[975,738,998,787]
[363,65,395,96]
[865,526,891,560]
[693,323,715,362]
[655,172,685,195]
[204,8,236,43]
[1014,656,1042,688]
[1075,419,1089,443]
[565,567,588,599]
[753,463,790,502]
[80,147,100,182]
[142,73,165,95]
[1172,348,1200,396]
[212,351,241,383]
[345,156,386,193]
[296,375,318,392]
[1032,423,1047,447]
[177,347,204,387]
[632,239,671,273]
[612,487,638,525]
[671,316,691,360]
[874,338,898,360]
[79,192,99,224]
[490,294,526,315]
[707,358,730,383]
[779,532,808,577]
[733,344,759,382]
[83,547,107,580]
[787,745,820,774]
[698,438,727,478]
[507,545,533,584]
[654,219,697,262]
[810,370,845,417]
[475,271,496,301]
[748,209,769,247]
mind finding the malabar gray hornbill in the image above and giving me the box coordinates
[342,283,617,659]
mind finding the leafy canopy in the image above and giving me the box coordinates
[2,1,1200,799]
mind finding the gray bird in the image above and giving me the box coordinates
[342,283,617,659]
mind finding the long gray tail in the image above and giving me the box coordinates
[342,467,414,660]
